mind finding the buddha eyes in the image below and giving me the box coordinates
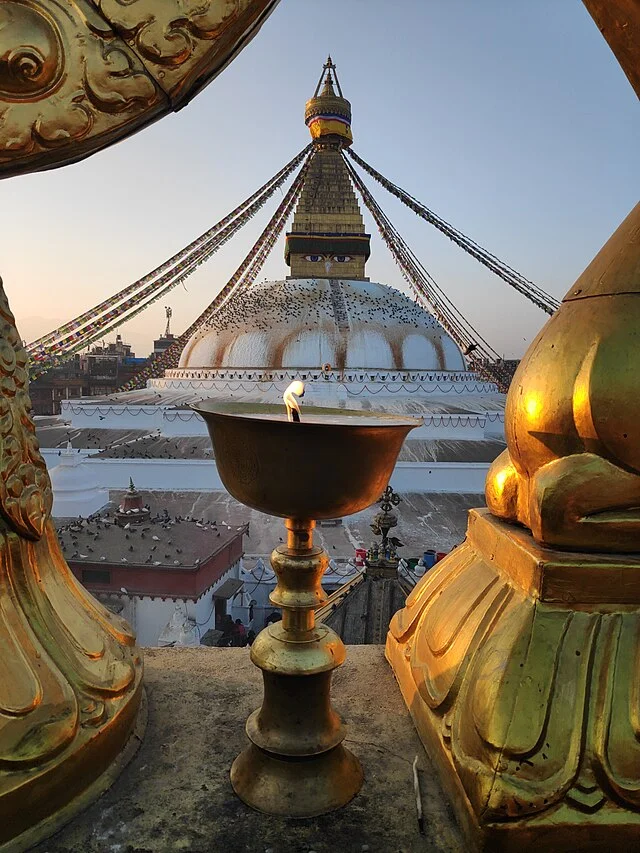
[303,255,352,263]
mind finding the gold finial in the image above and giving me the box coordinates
[388,203,640,851]
[305,57,352,146]
[321,71,336,97]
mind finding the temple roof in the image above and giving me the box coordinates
[57,509,244,570]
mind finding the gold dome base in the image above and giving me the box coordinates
[231,742,363,818]
[387,508,640,852]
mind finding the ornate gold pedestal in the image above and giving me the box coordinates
[387,508,640,852]
[0,282,143,851]
[231,519,363,817]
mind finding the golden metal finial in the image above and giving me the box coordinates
[306,57,352,146]
[387,11,640,844]
[486,203,640,551]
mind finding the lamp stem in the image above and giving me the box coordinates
[285,517,315,551]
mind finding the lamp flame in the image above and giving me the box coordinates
[284,380,305,422]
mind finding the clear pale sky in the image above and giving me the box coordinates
[2,0,638,359]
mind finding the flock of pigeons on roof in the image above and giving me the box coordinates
[57,511,245,567]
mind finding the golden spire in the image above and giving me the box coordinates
[304,56,353,147]
[286,59,369,280]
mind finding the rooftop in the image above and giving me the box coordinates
[321,575,411,644]
[32,646,464,853]
[105,489,483,559]
[58,511,245,569]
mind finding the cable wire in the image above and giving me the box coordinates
[347,148,559,315]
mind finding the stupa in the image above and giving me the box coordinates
[52,59,505,504]
[162,60,471,397]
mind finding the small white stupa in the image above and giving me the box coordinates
[49,441,109,518]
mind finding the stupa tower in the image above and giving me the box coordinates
[285,58,371,281]
[167,56,469,385]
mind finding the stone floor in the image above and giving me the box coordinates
[33,647,465,853]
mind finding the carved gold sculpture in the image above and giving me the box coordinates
[486,204,640,551]
[387,204,640,850]
[0,0,279,178]
[195,400,420,816]
[0,278,143,849]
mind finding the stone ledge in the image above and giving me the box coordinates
[32,646,464,853]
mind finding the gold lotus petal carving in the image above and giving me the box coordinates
[0,0,278,177]
[0,0,162,175]
[95,0,276,100]
[387,509,640,843]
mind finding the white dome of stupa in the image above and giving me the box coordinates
[179,278,465,372]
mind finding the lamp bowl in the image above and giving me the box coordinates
[191,402,421,520]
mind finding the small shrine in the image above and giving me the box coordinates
[115,478,151,525]
[366,486,404,578]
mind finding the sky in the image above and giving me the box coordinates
[2,0,638,360]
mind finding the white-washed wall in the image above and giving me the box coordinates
[112,559,240,646]
[59,399,504,440]
[43,454,490,495]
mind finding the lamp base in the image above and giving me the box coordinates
[230,742,363,818]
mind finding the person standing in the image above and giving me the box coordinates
[232,619,247,647]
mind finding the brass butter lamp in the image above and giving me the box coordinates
[193,398,421,817]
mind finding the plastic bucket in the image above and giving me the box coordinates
[423,550,437,569]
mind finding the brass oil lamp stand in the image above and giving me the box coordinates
[193,397,420,817]
[232,516,361,815]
